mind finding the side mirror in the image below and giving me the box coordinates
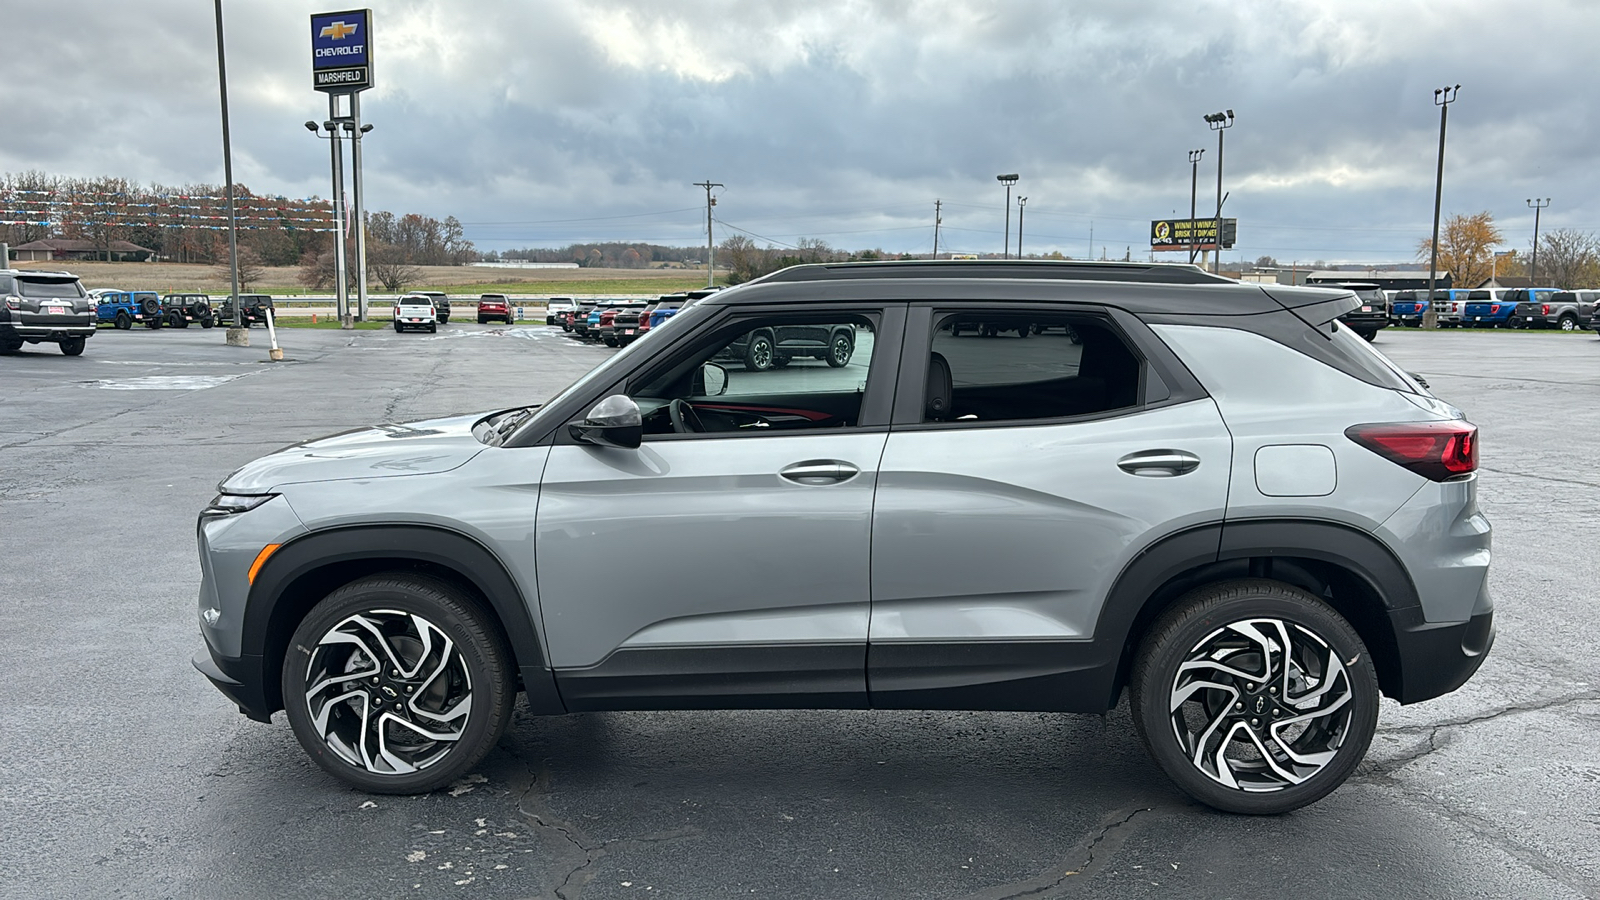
[693,362,729,397]
[569,394,642,449]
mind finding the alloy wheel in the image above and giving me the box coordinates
[300,608,474,776]
[1168,616,1354,792]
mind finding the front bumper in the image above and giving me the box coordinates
[194,647,273,722]
[1387,607,1494,704]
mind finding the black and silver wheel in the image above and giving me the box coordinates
[744,333,775,371]
[1131,579,1378,815]
[1559,314,1578,332]
[282,575,514,794]
[826,332,853,367]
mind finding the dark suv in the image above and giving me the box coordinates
[215,294,276,327]
[1,269,96,355]
[195,261,1491,814]
[718,322,855,370]
[1323,282,1389,340]
[160,294,216,328]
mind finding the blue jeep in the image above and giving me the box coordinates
[94,290,163,329]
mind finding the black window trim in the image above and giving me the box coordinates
[889,301,1209,431]
[541,302,907,447]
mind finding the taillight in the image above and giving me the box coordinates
[1541,304,1550,316]
[1345,421,1477,482]
[1490,304,1500,313]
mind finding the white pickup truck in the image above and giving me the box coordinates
[392,294,438,333]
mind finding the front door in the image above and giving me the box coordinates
[536,306,901,710]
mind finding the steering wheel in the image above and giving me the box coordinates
[668,398,706,434]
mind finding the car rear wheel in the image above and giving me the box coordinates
[1559,315,1578,332]
[59,336,86,356]
[281,574,515,794]
[1130,579,1378,815]
[115,312,132,330]
[826,332,853,367]
[744,334,775,371]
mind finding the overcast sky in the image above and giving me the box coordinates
[3,0,1596,264]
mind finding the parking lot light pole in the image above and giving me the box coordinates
[1203,111,1234,275]
[1423,85,1460,330]
[1527,197,1550,285]
[1016,197,1027,259]
[996,174,1019,259]
[1187,149,1205,265]
[305,119,350,327]
[213,0,246,347]
[347,105,373,323]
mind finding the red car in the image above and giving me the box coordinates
[476,294,513,325]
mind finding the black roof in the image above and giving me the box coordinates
[760,259,1231,286]
[701,260,1356,318]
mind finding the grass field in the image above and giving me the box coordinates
[10,260,723,297]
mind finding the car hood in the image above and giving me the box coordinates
[220,414,486,493]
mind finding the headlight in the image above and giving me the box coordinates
[202,493,278,516]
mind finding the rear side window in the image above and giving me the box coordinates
[17,277,86,298]
[925,313,1142,422]
[1326,322,1427,394]
[0,276,13,293]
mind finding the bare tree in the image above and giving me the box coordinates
[1533,228,1600,289]
[368,243,423,291]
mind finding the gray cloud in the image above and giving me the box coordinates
[2,0,1594,263]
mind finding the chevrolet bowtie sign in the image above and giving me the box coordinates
[311,9,374,92]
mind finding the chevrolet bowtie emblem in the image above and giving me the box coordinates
[320,21,358,40]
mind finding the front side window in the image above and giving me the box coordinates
[632,315,877,436]
[923,313,1141,423]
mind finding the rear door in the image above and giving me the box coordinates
[868,305,1231,710]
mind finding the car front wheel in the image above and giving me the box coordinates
[1130,579,1378,815]
[282,574,515,794]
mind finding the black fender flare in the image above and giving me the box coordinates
[1093,519,1421,707]
[244,524,563,714]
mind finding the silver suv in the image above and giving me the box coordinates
[194,261,1493,814]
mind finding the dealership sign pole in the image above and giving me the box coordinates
[311,9,373,329]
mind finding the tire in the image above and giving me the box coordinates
[201,317,214,329]
[826,331,853,367]
[477,317,488,325]
[744,333,775,371]
[1357,329,1376,342]
[1559,315,1578,332]
[114,312,132,330]
[59,336,86,356]
[1130,579,1379,815]
[0,335,23,354]
[394,322,403,332]
[1506,316,1523,330]
[281,574,515,794]
[429,324,437,333]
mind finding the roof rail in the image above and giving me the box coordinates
[755,259,1233,286]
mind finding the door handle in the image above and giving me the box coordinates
[780,460,860,484]
[1117,449,1202,477]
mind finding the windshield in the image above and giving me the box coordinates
[17,278,86,299]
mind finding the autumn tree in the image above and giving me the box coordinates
[1417,211,1501,288]
[1531,228,1600,289]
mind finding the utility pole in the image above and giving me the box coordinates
[693,180,722,287]
[1187,148,1205,264]
[932,199,942,258]
[1423,85,1460,329]
[213,0,246,346]
[1088,221,1093,261]
[1016,197,1027,258]
[996,174,1019,258]
[1527,197,1550,285]
[1204,110,1235,275]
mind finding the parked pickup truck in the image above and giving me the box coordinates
[1388,290,1430,325]
[1466,287,1553,327]
[1511,289,1597,331]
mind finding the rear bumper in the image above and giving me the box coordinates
[2,322,96,339]
[1388,607,1494,704]
[193,647,273,722]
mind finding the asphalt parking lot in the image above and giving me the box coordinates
[2,323,1597,899]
